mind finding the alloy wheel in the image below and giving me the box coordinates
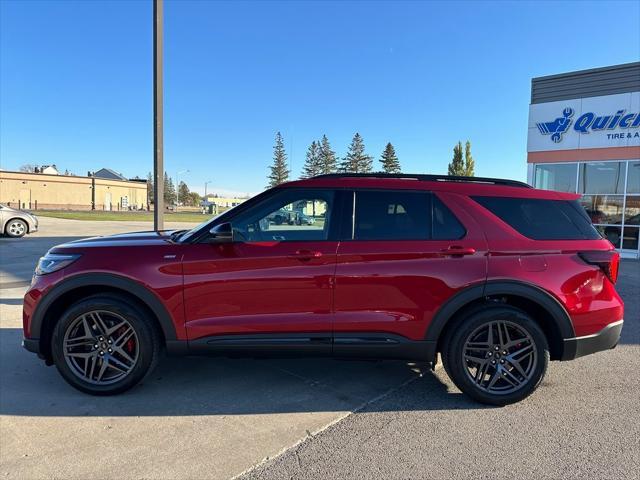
[462,320,537,395]
[62,310,139,385]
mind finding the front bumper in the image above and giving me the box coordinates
[561,319,623,360]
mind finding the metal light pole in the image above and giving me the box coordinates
[153,0,164,231]
[204,180,212,198]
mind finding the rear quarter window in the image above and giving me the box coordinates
[472,196,601,240]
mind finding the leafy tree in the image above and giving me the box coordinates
[318,134,337,174]
[447,141,465,176]
[147,172,154,205]
[267,131,290,188]
[301,140,322,178]
[178,181,190,205]
[187,191,201,207]
[164,172,176,205]
[339,133,373,173]
[380,142,401,173]
[463,140,475,177]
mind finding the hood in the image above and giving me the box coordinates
[51,230,178,251]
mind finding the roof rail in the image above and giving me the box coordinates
[312,173,532,188]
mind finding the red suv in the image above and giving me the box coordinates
[22,174,624,405]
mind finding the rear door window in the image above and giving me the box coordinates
[353,190,430,240]
[472,196,601,240]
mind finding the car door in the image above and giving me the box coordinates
[332,189,488,351]
[182,188,339,354]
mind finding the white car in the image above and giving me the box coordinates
[0,204,38,238]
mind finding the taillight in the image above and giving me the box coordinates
[578,250,620,284]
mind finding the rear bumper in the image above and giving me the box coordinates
[561,319,623,360]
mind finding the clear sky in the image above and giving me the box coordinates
[1,0,639,195]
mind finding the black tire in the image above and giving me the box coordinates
[442,305,549,406]
[5,218,28,238]
[51,294,161,396]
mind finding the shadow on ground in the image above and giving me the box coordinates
[0,327,488,417]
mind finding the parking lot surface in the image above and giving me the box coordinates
[1,217,638,479]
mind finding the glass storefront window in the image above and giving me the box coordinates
[627,161,640,194]
[579,195,624,225]
[578,162,625,194]
[534,163,577,192]
[596,225,621,249]
[625,196,640,226]
[621,227,639,251]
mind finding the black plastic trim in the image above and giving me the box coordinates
[333,333,435,361]
[561,320,623,361]
[188,333,332,357]
[425,280,576,357]
[29,273,179,356]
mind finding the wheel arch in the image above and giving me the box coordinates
[31,273,178,362]
[4,216,29,234]
[428,281,575,361]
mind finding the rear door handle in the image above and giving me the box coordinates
[290,249,323,260]
[440,246,476,257]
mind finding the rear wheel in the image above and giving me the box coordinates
[5,219,27,238]
[51,294,161,395]
[442,305,549,406]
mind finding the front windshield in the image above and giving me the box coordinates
[178,200,249,242]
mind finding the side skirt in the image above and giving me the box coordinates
[174,333,436,362]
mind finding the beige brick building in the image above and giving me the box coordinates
[0,170,148,211]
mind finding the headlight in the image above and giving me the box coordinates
[35,253,81,275]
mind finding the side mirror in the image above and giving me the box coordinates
[208,222,233,243]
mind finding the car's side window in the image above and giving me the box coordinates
[231,189,334,242]
[353,190,431,240]
[432,195,466,240]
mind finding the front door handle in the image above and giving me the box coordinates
[290,249,323,260]
[440,246,476,257]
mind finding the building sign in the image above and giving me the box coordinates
[528,92,640,152]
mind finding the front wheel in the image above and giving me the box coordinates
[442,305,549,406]
[5,219,27,237]
[51,294,161,395]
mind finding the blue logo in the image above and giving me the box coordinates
[537,107,640,143]
[536,107,574,143]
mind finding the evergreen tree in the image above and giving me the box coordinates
[318,134,337,174]
[267,131,290,187]
[380,142,401,173]
[301,140,322,178]
[178,181,190,205]
[164,172,176,205]
[339,133,373,173]
[146,172,154,205]
[447,141,465,176]
[463,140,475,177]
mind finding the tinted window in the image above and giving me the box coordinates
[354,191,430,240]
[473,196,601,240]
[231,189,334,242]
[432,195,465,240]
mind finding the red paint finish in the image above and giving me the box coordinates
[23,176,625,358]
[182,241,338,338]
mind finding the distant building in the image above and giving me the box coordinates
[38,165,59,175]
[201,194,249,214]
[93,168,127,181]
[0,170,148,211]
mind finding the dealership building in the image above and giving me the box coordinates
[527,62,640,258]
